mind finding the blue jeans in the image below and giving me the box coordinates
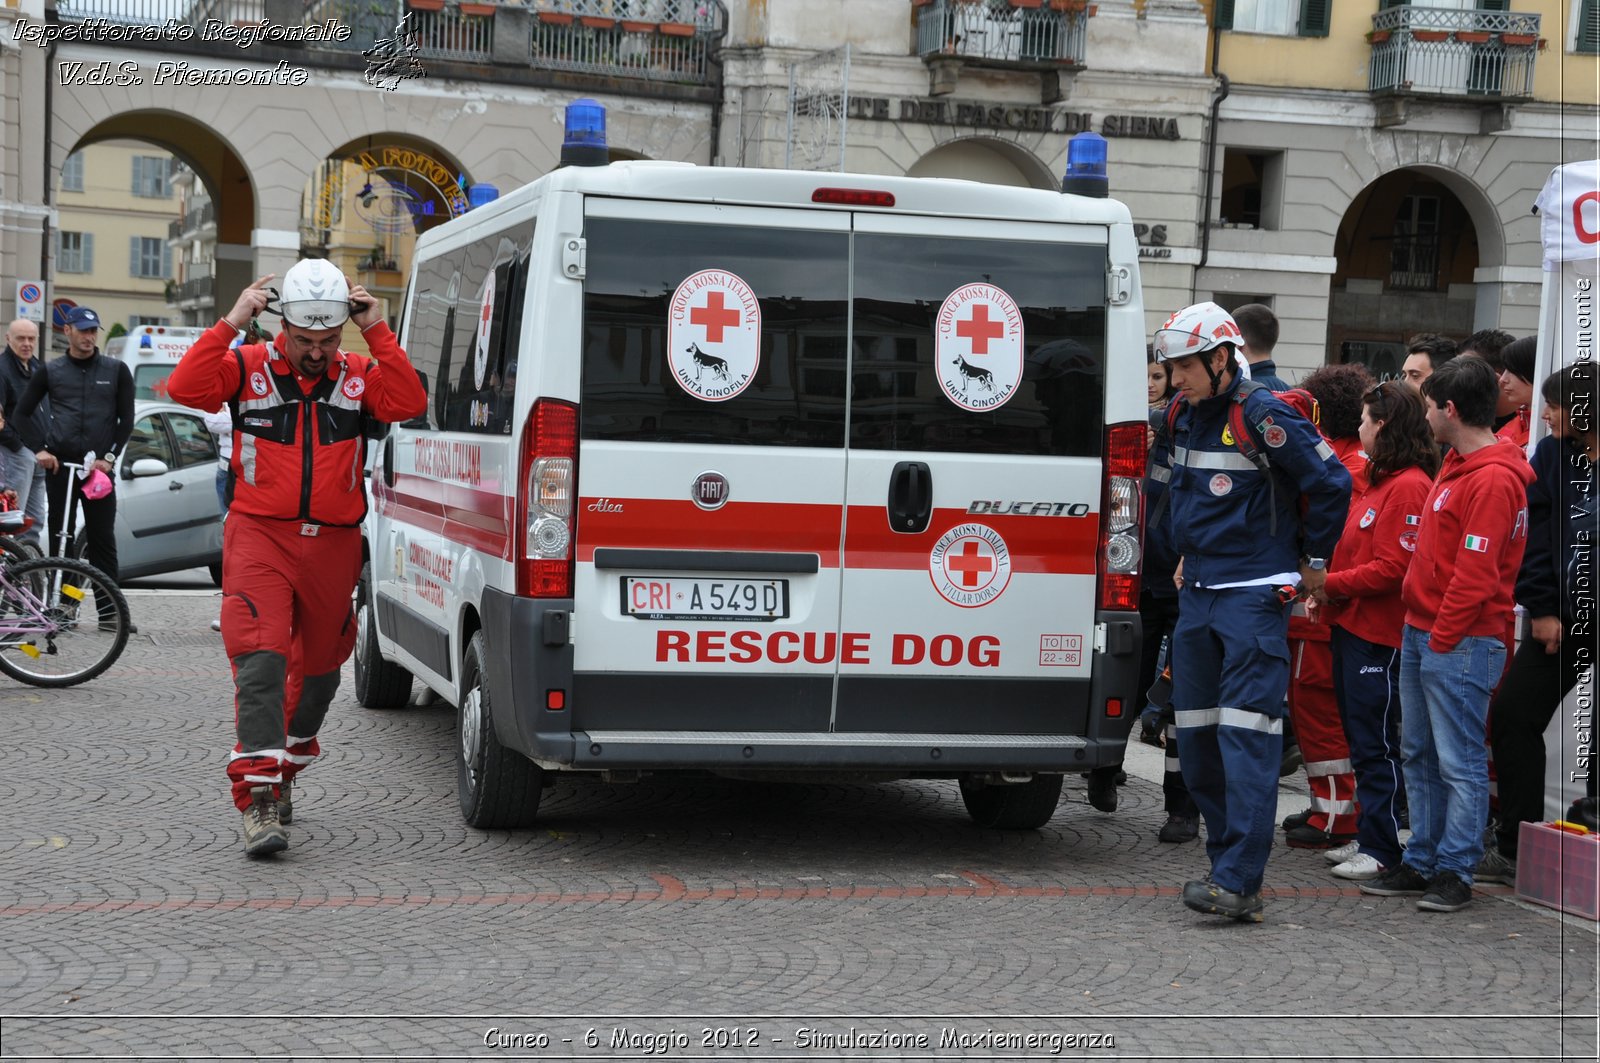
[1,445,47,547]
[1398,624,1505,883]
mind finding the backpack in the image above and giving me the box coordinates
[1150,379,1321,538]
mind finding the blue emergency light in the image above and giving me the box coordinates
[560,98,609,168]
[139,333,153,349]
[468,183,500,209]
[1061,131,1108,198]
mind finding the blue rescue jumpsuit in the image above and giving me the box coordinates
[1149,375,1350,895]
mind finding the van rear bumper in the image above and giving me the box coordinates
[482,587,1140,773]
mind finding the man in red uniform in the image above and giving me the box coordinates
[168,261,426,857]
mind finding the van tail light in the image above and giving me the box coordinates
[516,399,578,598]
[1097,421,1145,612]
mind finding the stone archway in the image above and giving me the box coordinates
[1327,164,1499,375]
[907,137,1057,190]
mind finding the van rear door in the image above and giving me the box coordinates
[573,201,851,733]
[834,214,1109,735]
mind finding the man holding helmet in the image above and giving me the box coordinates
[1147,302,1350,921]
[168,260,426,857]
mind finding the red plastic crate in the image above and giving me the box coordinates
[1515,821,1600,920]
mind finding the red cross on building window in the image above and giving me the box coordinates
[946,541,994,588]
[691,291,742,344]
[956,304,1005,355]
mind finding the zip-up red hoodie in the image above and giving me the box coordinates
[1400,441,1535,653]
[1323,465,1433,649]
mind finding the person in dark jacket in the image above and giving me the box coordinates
[14,307,135,616]
[1149,301,1351,922]
[1232,303,1289,392]
[0,318,49,547]
[1479,363,1600,883]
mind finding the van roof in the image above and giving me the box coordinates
[414,161,1133,257]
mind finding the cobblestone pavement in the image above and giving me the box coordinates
[1,588,1595,1061]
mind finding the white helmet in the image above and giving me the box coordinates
[278,259,350,330]
[1152,301,1243,364]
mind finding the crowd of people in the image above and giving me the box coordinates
[1137,303,1598,923]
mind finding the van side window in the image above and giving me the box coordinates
[581,219,850,449]
[404,251,462,430]
[851,234,1107,458]
[440,225,532,435]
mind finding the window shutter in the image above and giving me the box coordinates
[130,157,140,195]
[1298,0,1330,37]
[1582,0,1600,55]
[84,233,94,273]
[130,237,140,277]
[1379,0,1407,9]
[1214,0,1234,31]
[162,242,171,278]
[1479,0,1508,10]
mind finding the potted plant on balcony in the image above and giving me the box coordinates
[1366,28,1391,44]
[1410,29,1449,42]
[407,0,445,11]
[459,1,497,15]
[537,8,574,25]
[1455,29,1492,44]
[1500,31,1538,47]
[658,19,695,36]
[1010,0,1045,9]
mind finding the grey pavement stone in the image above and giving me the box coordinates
[0,590,1594,1060]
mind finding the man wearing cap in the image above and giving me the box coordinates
[14,307,135,613]
[0,319,50,548]
[167,262,425,858]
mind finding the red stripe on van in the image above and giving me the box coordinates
[574,498,1097,575]
[843,506,1099,575]
[378,474,514,559]
[576,498,844,565]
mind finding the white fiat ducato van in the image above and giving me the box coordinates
[359,112,1150,831]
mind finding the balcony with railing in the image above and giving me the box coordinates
[913,0,1090,99]
[176,275,215,306]
[52,0,726,89]
[1368,6,1542,105]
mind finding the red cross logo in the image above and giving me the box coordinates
[480,299,492,331]
[691,291,742,344]
[956,304,1005,355]
[945,541,994,588]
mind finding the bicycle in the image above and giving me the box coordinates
[0,515,130,687]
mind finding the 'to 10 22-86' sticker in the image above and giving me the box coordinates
[668,269,761,402]
[936,283,1024,412]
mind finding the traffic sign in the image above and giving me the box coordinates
[15,280,45,323]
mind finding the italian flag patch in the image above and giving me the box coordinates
[1464,534,1490,552]
[1405,514,1421,526]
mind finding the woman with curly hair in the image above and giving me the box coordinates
[1315,380,1441,879]
[1278,363,1375,848]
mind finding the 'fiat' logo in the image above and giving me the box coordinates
[692,472,730,510]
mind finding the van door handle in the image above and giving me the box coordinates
[887,461,931,534]
[383,436,396,488]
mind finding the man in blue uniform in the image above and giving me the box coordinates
[1149,302,1351,922]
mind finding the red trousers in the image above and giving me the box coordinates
[1289,635,1359,836]
[222,514,361,811]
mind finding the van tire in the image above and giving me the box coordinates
[958,773,1063,830]
[353,563,412,708]
[208,562,223,587]
[457,630,543,829]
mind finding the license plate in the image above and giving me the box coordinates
[623,577,789,621]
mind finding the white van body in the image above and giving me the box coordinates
[361,162,1149,829]
[104,325,210,405]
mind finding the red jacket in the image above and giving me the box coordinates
[1495,407,1530,451]
[1400,441,1535,653]
[1322,465,1433,649]
[1290,436,1370,643]
[167,320,426,527]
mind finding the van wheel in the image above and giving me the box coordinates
[457,630,543,829]
[353,563,412,709]
[959,774,1063,830]
[208,562,223,587]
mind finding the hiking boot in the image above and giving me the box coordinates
[1323,839,1361,865]
[1285,824,1356,850]
[1474,847,1516,885]
[1157,815,1199,843]
[276,779,294,826]
[1181,879,1264,923]
[1085,769,1118,813]
[1281,808,1313,833]
[1358,864,1430,897]
[1279,743,1304,778]
[241,785,288,857]
[1330,852,1387,880]
[1417,871,1473,912]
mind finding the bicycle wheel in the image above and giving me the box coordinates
[0,557,130,687]
[0,535,42,565]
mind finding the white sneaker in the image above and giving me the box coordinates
[211,616,222,632]
[1331,852,1386,880]
[1323,839,1361,865]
